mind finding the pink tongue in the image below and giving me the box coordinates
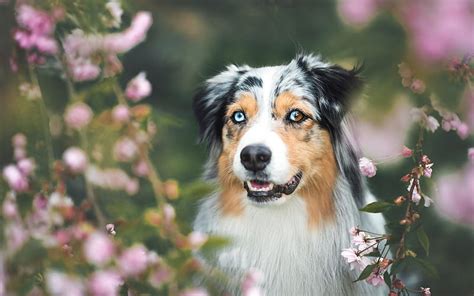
[250,181,270,189]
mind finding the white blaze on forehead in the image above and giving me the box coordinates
[232,66,292,185]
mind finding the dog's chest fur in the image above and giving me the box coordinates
[194,179,385,296]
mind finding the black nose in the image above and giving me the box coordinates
[240,145,272,172]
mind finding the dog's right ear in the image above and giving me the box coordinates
[192,65,249,151]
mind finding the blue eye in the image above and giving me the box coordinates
[288,110,305,123]
[231,111,246,123]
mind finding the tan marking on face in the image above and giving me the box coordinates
[226,92,258,119]
[274,92,337,228]
[273,91,314,119]
[218,92,258,216]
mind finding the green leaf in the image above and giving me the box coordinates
[417,226,430,256]
[383,271,391,287]
[359,201,394,213]
[354,264,377,282]
[364,250,381,257]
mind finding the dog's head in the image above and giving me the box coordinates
[193,54,363,212]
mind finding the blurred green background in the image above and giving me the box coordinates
[1,1,473,295]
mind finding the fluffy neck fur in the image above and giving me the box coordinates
[194,176,385,296]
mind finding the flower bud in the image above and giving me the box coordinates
[394,196,406,205]
[187,231,208,250]
[164,179,179,199]
[400,219,411,225]
[400,174,411,182]
[112,104,130,123]
[63,147,88,174]
[64,102,93,130]
[12,133,27,148]
[125,72,152,102]
[401,146,413,158]
[393,278,405,289]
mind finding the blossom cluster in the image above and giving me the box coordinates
[63,12,152,82]
[1,2,219,295]
[338,0,474,62]
[14,4,60,64]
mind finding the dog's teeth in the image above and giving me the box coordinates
[247,181,273,191]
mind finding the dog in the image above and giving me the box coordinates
[192,54,386,295]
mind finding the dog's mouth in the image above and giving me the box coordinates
[243,172,303,203]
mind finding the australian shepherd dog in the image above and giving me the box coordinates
[192,54,386,295]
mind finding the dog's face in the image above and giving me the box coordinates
[194,54,362,212]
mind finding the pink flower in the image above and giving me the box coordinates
[341,248,370,271]
[88,270,122,296]
[64,102,93,130]
[401,0,474,62]
[13,147,26,161]
[17,158,36,176]
[425,116,440,133]
[179,288,209,296]
[35,36,58,54]
[63,147,88,174]
[410,79,426,94]
[423,195,434,208]
[112,105,130,123]
[5,223,28,252]
[351,232,376,254]
[133,160,149,177]
[113,137,138,162]
[456,122,469,139]
[125,72,152,101]
[436,165,474,225]
[118,245,148,276]
[125,179,140,195]
[86,165,137,192]
[103,12,153,54]
[410,108,439,132]
[69,59,101,82]
[349,226,360,236]
[46,271,85,296]
[441,119,452,131]
[12,133,27,148]
[242,268,264,296]
[358,157,377,178]
[2,198,18,219]
[163,204,176,223]
[421,287,431,296]
[106,223,116,236]
[83,232,115,266]
[2,165,28,192]
[366,269,384,286]
[401,146,413,158]
[149,267,172,288]
[188,231,208,250]
[423,163,434,178]
[468,148,474,162]
[411,189,422,205]
[17,5,54,35]
[15,5,59,56]
[338,0,378,27]
[105,0,123,28]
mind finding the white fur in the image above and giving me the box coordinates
[194,178,386,295]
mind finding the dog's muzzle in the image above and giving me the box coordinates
[243,172,303,203]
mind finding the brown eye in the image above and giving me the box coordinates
[287,109,306,123]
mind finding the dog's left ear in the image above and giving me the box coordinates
[295,54,363,126]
